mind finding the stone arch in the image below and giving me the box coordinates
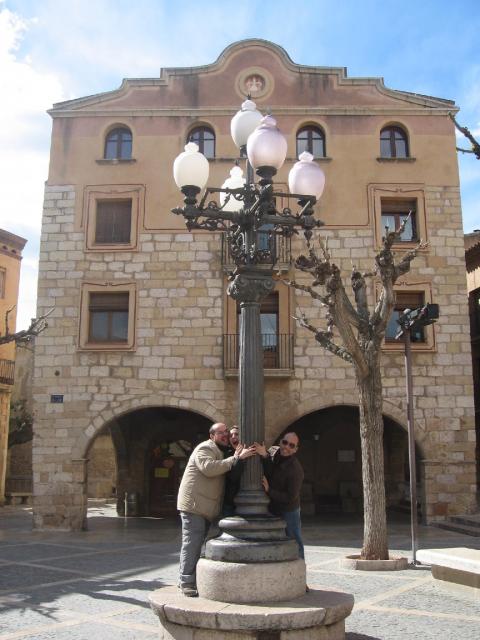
[272,402,424,516]
[268,396,426,457]
[73,394,221,461]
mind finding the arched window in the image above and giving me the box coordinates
[104,127,132,160]
[188,126,215,159]
[380,126,409,158]
[296,125,325,158]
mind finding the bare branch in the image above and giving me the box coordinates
[394,241,427,281]
[293,313,354,364]
[449,112,480,160]
[0,308,54,346]
[284,279,329,306]
[351,267,370,322]
[456,147,476,155]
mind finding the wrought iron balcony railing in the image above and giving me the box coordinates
[221,232,291,271]
[224,333,294,371]
[5,476,32,494]
[0,359,15,385]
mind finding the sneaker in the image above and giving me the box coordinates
[181,585,199,597]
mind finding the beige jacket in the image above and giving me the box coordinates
[177,439,236,520]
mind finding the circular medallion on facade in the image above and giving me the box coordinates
[235,67,273,101]
[245,74,265,95]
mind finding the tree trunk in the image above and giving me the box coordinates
[356,359,388,560]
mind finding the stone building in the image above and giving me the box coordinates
[33,39,477,530]
[0,228,27,503]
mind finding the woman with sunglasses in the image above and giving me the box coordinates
[254,433,305,560]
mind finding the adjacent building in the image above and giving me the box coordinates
[0,229,27,503]
[466,230,480,482]
[33,40,476,530]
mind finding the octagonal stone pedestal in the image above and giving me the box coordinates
[149,586,354,639]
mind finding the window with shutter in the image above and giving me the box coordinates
[88,292,129,343]
[381,198,417,242]
[95,200,132,244]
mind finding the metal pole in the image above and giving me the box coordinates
[404,329,418,565]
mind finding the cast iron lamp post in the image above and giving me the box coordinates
[395,303,439,565]
[172,100,326,563]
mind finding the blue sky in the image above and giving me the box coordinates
[1,0,479,329]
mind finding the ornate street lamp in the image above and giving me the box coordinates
[172,100,326,565]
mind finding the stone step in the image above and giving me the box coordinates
[448,514,480,528]
[434,521,480,537]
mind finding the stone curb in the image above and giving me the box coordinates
[340,554,409,571]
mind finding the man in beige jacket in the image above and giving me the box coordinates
[177,422,255,597]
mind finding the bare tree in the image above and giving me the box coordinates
[449,112,480,160]
[0,306,53,346]
[288,220,424,560]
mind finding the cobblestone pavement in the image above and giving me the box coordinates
[0,502,479,639]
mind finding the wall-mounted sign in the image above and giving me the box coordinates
[50,395,64,404]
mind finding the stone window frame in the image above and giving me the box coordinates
[369,184,428,250]
[83,185,144,251]
[78,281,137,351]
[379,281,436,352]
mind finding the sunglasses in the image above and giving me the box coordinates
[281,439,297,449]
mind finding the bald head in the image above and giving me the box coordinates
[209,422,230,448]
[279,432,299,457]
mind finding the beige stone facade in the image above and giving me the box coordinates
[33,40,477,530]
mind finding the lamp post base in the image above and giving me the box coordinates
[197,558,305,602]
[149,585,354,640]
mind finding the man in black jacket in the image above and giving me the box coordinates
[254,433,305,559]
[222,426,244,517]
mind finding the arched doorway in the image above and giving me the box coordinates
[86,407,211,517]
[280,406,422,516]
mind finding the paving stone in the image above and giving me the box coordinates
[379,579,480,617]
[346,608,480,640]
[0,542,86,562]
[2,505,480,640]
[0,564,81,592]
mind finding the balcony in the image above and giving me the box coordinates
[221,232,291,272]
[224,333,294,377]
[0,359,15,385]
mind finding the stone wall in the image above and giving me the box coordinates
[32,183,477,529]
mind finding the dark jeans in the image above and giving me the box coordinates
[282,507,304,559]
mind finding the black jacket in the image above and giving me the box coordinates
[262,446,304,514]
[222,446,244,508]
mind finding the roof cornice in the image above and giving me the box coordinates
[48,39,457,117]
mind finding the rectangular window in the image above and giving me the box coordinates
[95,199,132,244]
[88,292,129,343]
[381,198,417,242]
[385,291,425,342]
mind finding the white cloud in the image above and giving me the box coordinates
[0,5,65,328]
[0,6,65,232]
